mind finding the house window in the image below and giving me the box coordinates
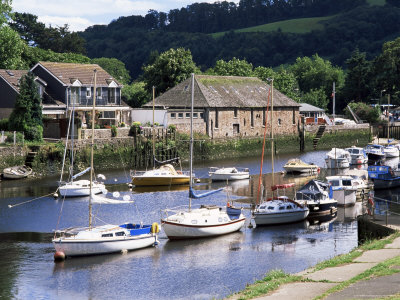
[108,88,116,104]
[186,112,190,118]
[234,108,238,118]
[215,109,219,128]
[86,87,91,98]
[101,111,116,119]
[263,108,266,126]
[178,113,183,119]
[278,118,282,126]
[233,124,239,134]
[96,87,102,99]
[251,109,254,127]
[200,112,204,119]
[171,113,176,118]
[292,108,296,124]
[70,87,80,105]
[193,113,198,118]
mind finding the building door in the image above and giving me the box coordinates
[233,124,239,135]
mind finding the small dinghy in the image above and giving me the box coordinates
[2,165,32,179]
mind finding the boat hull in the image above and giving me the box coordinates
[306,201,338,217]
[2,165,32,179]
[253,210,309,225]
[325,158,350,169]
[59,184,105,197]
[284,167,318,174]
[132,176,190,186]
[209,173,249,181]
[53,234,156,256]
[372,178,400,189]
[332,189,356,207]
[161,218,245,239]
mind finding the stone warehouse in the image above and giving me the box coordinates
[145,75,301,138]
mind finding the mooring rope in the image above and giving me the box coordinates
[8,192,56,209]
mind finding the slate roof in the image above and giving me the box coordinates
[145,75,300,109]
[0,69,28,92]
[34,62,122,87]
[299,103,325,112]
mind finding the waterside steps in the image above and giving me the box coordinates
[25,151,37,167]
[313,125,326,150]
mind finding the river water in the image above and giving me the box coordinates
[0,150,366,299]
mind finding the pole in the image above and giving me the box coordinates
[89,69,97,229]
[387,94,390,141]
[270,79,274,188]
[189,73,194,211]
[332,82,336,120]
[152,86,155,169]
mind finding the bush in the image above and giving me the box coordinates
[168,124,176,132]
[129,122,142,136]
[5,131,24,143]
[24,125,43,141]
[0,118,9,131]
[111,125,117,137]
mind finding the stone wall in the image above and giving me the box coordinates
[80,127,130,139]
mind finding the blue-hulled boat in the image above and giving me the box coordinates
[368,165,400,189]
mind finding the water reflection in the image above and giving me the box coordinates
[0,150,363,299]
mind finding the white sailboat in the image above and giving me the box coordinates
[53,69,159,258]
[58,97,105,197]
[161,74,246,239]
[252,79,309,226]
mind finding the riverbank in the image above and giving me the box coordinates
[227,217,400,300]
[0,128,371,178]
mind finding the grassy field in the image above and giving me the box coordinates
[212,0,386,38]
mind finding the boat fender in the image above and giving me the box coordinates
[151,222,160,234]
[317,167,321,173]
[368,196,374,207]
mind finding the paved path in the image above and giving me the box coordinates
[256,237,400,300]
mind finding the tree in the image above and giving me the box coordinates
[0,26,26,69]
[9,72,43,141]
[92,57,131,84]
[275,69,300,102]
[342,49,372,102]
[142,48,200,95]
[374,37,400,104]
[346,102,381,124]
[122,81,150,108]
[0,0,12,26]
[301,88,329,111]
[254,66,275,82]
[210,57,253,76]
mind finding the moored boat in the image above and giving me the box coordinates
[283,158,319,174]
[345,146,368,165]
[2,165,32,179]
[368,165,400,189]
[326,175,357,207]
[364,144,385,161]
[295,180,338,217]
[209,167,250,181]
[131,164,190,186]
[324,148,351,169]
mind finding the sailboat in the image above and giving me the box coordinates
[58,98,105,197]
[161,74,246,239]
[252,79,309,226]
[53,69,159,258]
[130,87,190,187]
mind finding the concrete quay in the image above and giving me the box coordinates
[255,236,400,300]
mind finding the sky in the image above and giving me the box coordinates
[11,0,236,32]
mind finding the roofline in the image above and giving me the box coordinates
[0,73,19,93]
[31,62,67,87]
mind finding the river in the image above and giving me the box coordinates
[0,150,368,299]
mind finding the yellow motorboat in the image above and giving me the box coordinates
[283,158,320,174]
[131,164,190,186]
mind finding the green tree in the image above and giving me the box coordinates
[254,66,275,82]
[0,0,12,25]
[0,26,26,69]
[9,72,43,141]
[342,49,372,102]
[275,69,300,102]
[210,57,254,76]
[142,48,200,95]
[301,88,329,110]
[122,81,150,108]
[290,54,345,100]
[92,57,131,84]
[374,37,400,102]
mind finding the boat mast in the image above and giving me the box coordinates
[152,86,155,169]
[89,69,97,229]
[189,73,194,211]
[270,78,274,189]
